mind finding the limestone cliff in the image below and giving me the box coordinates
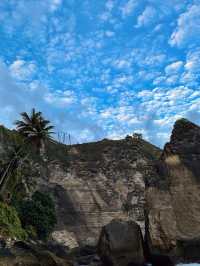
[0,127,161,249]
[46,137,161,248]
[2,119,200,262]
[146,118,200,260]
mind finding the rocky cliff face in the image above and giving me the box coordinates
[1,119,200,262]
[45,138,161,248]
[0,127,160,250]
[146,119,200,260]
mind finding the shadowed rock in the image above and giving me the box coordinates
[146,118,200,261]
[98,219,145,266]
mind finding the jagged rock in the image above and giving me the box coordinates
[146,119,200,261]
[97,219,145,266]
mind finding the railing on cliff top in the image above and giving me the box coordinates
[53,132,79,145]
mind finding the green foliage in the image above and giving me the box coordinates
[15,108,54,152]
[176,118,189,124]
[25,225,38,239]
[17,191,56,240]
[0,202,27,240]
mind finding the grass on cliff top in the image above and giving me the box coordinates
[0,202,27,240]
[70,137,162,162]
[0,125,161,167]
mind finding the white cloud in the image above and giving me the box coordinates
[44,90,76,107]
[50,0,62,12]
[165,61,183,75]
[121,0,137,18]
[169,4,200,47]
[105,0,114,11]
[138,90,152,99]
[113,59,131,69]
[184,49,200,72]
[181,49,200,86]
[9,59,36,81]
[135,6,156,28]
[105,30,115,37]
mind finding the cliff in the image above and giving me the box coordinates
[0,127,161,249]
[1,118,200,263]
[46,137,161,248]
[146,118,200,261]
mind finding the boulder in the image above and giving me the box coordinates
[150,254,174,266]
[97,219,145,266]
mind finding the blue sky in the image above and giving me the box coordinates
[0,0,199,147]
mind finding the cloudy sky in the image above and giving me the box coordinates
[0,0,199,147]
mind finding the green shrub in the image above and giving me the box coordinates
[0,202,27,240]
[25,225,38,239]
[17,191,57,240]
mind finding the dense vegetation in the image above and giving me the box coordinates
[16,191,57,240]
[0,109,57,242]
[0,202,27,240]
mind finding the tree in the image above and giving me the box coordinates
[15,108,54,156]
[16,191,57,240]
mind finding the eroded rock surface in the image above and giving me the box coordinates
[0,241,71,266]
[47,138,160,247]
[97,219,145,266]
[146,119,200,260]
[0,127,161,250]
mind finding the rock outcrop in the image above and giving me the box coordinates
[46,138,160,247]
[0,126,161,249]
[1,119,200,263]
[146,119,200,261]
[0,241,71,266]
[97,219,145,266]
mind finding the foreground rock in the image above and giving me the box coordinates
[0,241,71,266]
[98,219,145,266]
[146,119,200,261]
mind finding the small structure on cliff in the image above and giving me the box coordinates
[132,133,143,139]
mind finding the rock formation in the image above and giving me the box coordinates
[46,138,160,248]
[146,118,200,261]
[98,219,145,266]
[1,119,200,263]
[0,241,71,266]
[0,127,161,249]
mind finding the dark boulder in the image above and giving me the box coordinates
[97,219,145,266]
[150,254,174,266]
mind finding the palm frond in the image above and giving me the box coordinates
[15,108,55,152]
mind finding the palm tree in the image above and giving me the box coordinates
[14,108,54,156]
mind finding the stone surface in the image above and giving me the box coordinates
[0,241,71,266]
[146,119,200,260]
[45,138,160,247]
[97,219,145,266]
[0,127,161,250]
